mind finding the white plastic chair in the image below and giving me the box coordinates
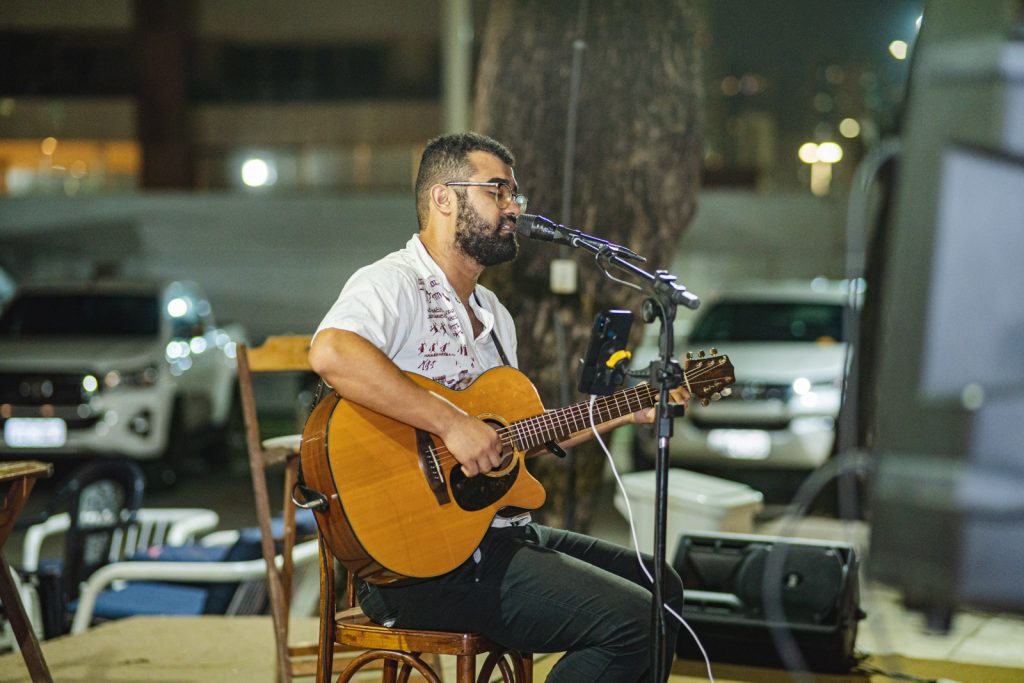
[13,507,220,637]
[70,537,321,633]
[20,507,221,573]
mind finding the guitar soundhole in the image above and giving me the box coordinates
[449,459,520,511]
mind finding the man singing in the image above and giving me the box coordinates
[310,132,685,681]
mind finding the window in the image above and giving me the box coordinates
[689,302,845,343]
[0,294,160,337]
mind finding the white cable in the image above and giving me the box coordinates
[589,395,715,683]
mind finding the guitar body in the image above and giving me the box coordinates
[301,366,548,584]
[302,352,735,584]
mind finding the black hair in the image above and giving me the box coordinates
[414,132,515,229]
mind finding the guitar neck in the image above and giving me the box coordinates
[510,383,659,451]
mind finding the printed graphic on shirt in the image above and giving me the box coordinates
[416,276,477,389]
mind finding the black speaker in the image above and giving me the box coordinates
[673,531,863,673]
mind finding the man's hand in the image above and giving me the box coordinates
[630,384,691,425]
[439,411,505,477]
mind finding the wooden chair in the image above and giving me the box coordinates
[316,545,533,683]
[238,335,349,681]
[242,335,531,682]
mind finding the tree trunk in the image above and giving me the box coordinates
[473,0,705,530]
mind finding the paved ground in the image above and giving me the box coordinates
[5,460,1024,677]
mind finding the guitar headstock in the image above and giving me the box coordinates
[683,348,736,407]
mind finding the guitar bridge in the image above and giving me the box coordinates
[416,428,451,506]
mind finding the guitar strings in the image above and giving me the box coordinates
[428,368,731,467]
[506,370,723,451]
[430,371,729,466]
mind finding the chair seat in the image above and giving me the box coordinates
[336,617,509,657]
[262,434,302,451]
[75,581,209,619]
[261,434,302,465]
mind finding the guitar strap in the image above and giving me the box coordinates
[473,291,510,367]
[474,291,540,525]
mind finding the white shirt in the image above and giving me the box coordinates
[316,234,530,532]
[316,234,518,385]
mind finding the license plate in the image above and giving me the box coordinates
[3,418,67,448]
[707,429,771,460]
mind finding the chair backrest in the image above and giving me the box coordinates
[237,335,318,682]
[47,460,145,601]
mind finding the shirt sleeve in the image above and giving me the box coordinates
[315,264,419,356]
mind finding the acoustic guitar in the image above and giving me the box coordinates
[300,353,735,584]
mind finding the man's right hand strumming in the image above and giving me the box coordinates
[439,411,504,477]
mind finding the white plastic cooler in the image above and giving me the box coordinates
[613,468,764,560]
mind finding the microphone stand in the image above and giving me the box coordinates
[570,236,698,682]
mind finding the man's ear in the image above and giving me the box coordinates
[430,184,455,217]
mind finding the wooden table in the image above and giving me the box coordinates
[0,460,53,683]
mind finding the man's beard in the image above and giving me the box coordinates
[454,198,519,267]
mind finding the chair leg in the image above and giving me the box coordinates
[316,535,337,683]
[456,653,476,683]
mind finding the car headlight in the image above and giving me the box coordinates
[790,377,844,409]
[792,376,843,395]
[104,365,160,389]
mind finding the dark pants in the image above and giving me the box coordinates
[356,523,684,682]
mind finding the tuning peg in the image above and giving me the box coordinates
[711,392,722,401]
[685,351,693,360]
[710,347,718,355]
[721,388,732,397]
[701,398,710,407]
[698,349,706,358]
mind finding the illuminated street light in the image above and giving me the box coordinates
[798,142,820,164]
[889,40,909,60]
[839,118,861,138]
[817,142,843,163]
[798,140,843,196]
[241,157,276,188]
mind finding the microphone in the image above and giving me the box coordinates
[515,213,577,246]
[515,214,646,261]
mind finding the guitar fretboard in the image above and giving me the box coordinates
[509,383,658,450]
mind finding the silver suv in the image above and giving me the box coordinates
[633,279,859,479]
[0,280,243,481]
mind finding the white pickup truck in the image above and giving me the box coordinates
[0,280,244,484]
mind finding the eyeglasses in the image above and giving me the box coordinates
[444,181,528,212]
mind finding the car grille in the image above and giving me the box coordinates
[724,381,791,402]
[690,416,791,431]
[0,372,89,406]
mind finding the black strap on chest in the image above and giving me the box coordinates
[473,291,511,367]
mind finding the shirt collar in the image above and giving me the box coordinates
[407,233,458,296]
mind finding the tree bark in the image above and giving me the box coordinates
[473,0,705,530]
